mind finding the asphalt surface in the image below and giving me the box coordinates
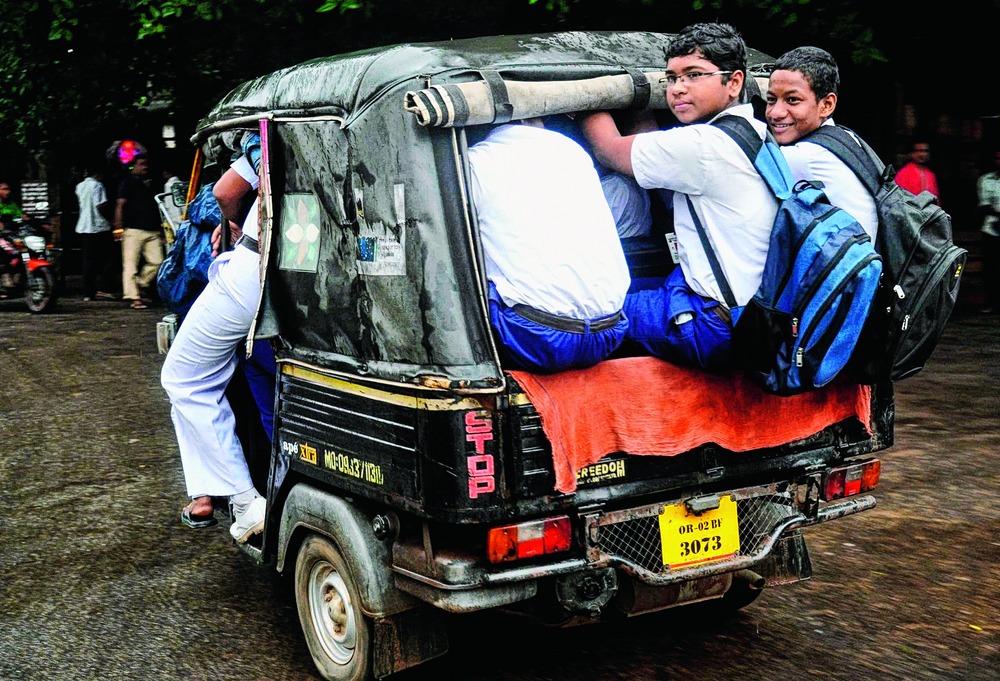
[0,283,996,681]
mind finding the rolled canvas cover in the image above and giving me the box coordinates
[403,71,668,128]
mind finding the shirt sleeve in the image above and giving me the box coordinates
[231,155,260,190]
[631,126,711,195]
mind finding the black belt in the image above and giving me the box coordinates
[236,234,259,253]
[511,304,623,333]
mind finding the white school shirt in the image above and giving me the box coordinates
[206,154,260,287]
[786,119,879,241]
[467,124,630,319]
[631,104,777,307]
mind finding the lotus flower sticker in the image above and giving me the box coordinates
[279,193,320,272]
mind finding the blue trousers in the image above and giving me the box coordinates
[624,267,736,372]
[240,340,276,442]
[488,283,627,374]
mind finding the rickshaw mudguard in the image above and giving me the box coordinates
[276,482,418,618]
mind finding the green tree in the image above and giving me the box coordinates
[0,0,892,150]
[1,0,997,180]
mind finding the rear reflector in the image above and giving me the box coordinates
[822,459,881,501]
[487,516,572,563]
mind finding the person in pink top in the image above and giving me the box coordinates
[894,139,941,204]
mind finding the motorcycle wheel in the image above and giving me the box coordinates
[24,266,56,313]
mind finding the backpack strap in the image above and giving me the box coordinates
[804,125,887,196]
[713,114,763,162]
[688,114,797,309]
[684,194,738,309]
[712,115,795,200]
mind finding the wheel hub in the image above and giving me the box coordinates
[309,561,357,665]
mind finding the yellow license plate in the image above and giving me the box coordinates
[658,496,741,569]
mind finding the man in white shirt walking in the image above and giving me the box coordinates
[977,148,1000,313]
[74,167,116,301]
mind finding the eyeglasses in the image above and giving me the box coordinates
[660,71,734,86]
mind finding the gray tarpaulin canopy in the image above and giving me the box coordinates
[191,32,774,390]
[194,31,775,139]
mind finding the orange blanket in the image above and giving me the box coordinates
[510,357,871,494]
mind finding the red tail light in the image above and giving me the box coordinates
[822,459,881,501]
[486,516,572,563]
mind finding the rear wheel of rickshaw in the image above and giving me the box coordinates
[24,265,56,313]
[295,534,373,681]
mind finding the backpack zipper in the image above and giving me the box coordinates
[887,246,964,357]
[797,250,881,364]
[792,232,871,334]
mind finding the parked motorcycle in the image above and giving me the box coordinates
[0,216,60,313]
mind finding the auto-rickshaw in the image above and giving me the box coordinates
[178,31,893,681]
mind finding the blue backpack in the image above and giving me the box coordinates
[700,116,883,396]
[156,182,221,319]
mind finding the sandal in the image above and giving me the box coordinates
[130,299,148,309]
[181,501,218,529]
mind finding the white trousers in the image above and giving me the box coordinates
[161,245,261,498]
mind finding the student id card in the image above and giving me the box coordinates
[665,232,680,264]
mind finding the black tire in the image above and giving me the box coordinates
[24,266,56,313]
[294,534,373,681]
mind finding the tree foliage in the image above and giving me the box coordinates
[0,0,990,178]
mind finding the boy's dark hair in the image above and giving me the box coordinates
[773,46,840,99]
[665,22,747,83]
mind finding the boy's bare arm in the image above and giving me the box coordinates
[579,111,637,176]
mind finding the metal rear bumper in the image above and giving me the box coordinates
[391,480,875,611]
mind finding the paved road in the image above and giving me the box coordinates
[0,288,996,681]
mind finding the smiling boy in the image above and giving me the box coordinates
[765,46,878,240]
[580,23,776,372]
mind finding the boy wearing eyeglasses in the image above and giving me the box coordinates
[765,46,878,241]
[580,22,776,372]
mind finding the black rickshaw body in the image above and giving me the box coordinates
[186,31,894,680]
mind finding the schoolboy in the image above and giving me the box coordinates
[161,133,267,542]
[765,46,878,240]
[468,118,631,373]
[581,22,776,372]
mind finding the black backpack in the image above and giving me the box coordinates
[806,125,967,382]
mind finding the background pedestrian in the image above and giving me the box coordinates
[75,166,116,301]
[977,147,1000,314]
[895,139,941,204]
[114,153,164,309]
